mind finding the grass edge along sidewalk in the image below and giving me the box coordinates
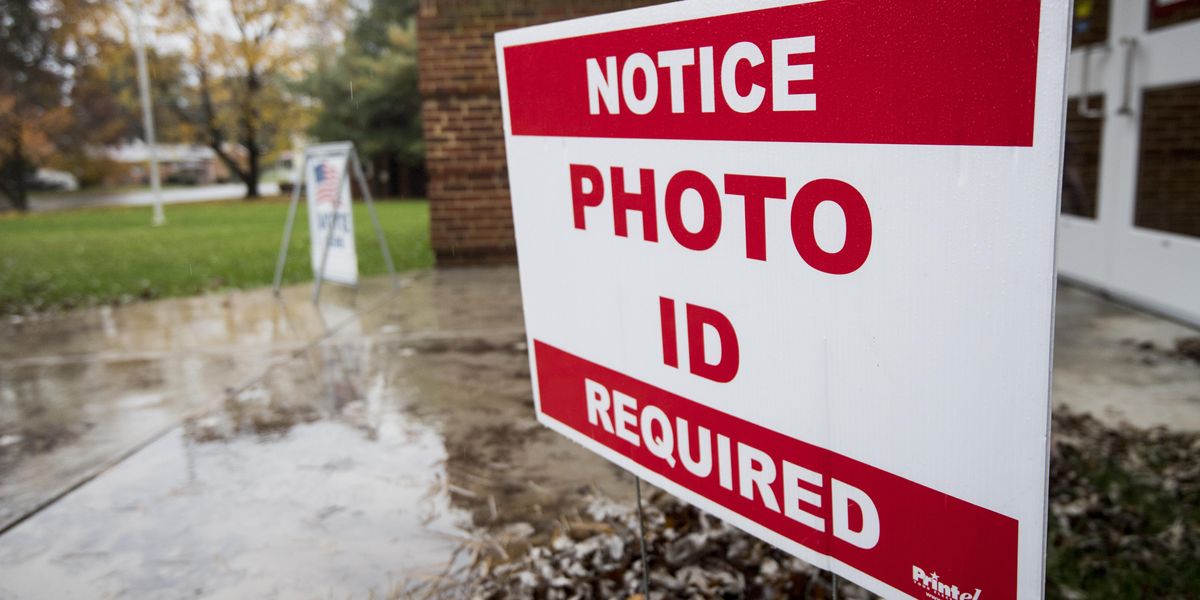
[0,198,433,316]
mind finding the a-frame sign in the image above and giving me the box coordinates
[272,141,397,303]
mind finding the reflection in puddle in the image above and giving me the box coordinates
[0,268,637,597]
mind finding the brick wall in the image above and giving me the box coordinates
[417,0,659,265]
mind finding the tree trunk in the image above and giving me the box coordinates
[244,140,260,199]
[370,155,383,197]
[1,133,31,212]
[13,157,27,212]
[241,71,262,200]
[236,110,260,200]
[395,163,426,199]
[388,154,401,198]
[236,113,260,199]
[190,63,253,196]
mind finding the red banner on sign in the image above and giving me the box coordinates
[534,340,1019,599]
[503,0,1040,147]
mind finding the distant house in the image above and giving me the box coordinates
[102,140,245,186]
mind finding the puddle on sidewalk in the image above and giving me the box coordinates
[0,290,330,533]
[0,267,634,597]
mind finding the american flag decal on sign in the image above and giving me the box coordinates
[314,161,341,206]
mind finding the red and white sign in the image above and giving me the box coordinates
[496,1,1069,598]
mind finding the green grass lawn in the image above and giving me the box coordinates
[0,198,432,315]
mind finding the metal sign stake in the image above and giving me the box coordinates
[635,477,651,599]
[349,148,399,289]
[272,168,306,296]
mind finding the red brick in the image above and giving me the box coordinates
[417,0,661,265]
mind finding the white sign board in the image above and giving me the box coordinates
[304,143,358,286]
[497,1,1069,598]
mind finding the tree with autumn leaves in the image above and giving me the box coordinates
[1,0,423,211]
[2,0,197,210]
[163,0,334,199]
[0,0,328,210]
[0,0,108,211]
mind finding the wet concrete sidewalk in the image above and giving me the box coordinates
[0,268,1197,597]
[1053,284,1200,431]
[0,268,633,598]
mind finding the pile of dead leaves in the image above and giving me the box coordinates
[459,408,1198,599]
[1047,408,1199,598]
[464,493,868,600]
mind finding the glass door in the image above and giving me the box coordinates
[1058,0,1115,288]
[1059,0,1200,325]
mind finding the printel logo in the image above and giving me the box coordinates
[912,566,983,600]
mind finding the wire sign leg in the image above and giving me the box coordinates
[635,477,651,599]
